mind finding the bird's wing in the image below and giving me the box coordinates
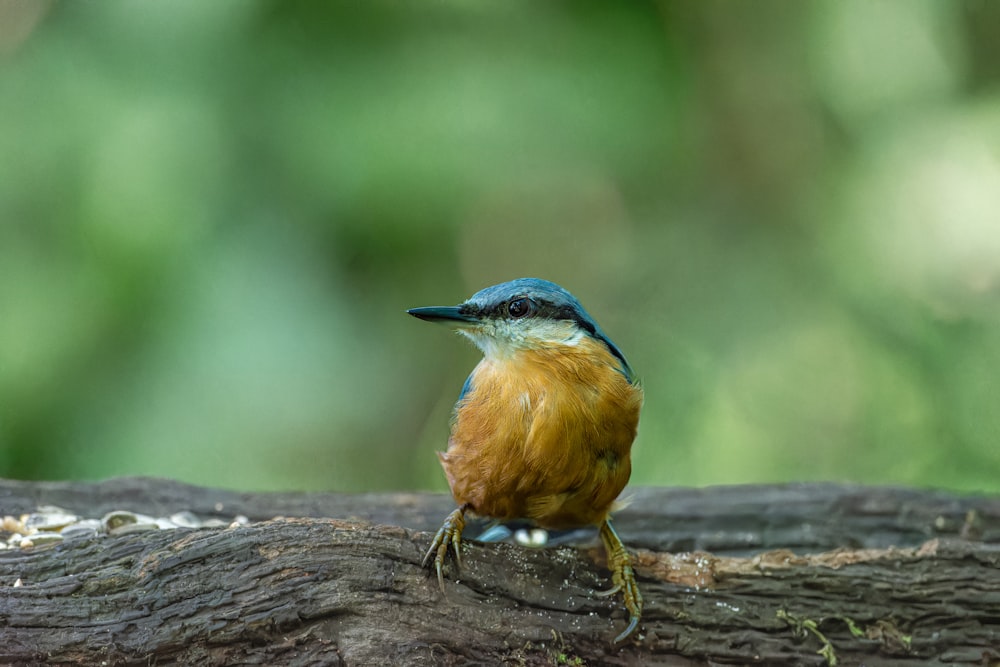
[457,371,475,403]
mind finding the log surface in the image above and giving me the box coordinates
[0,477,998,666]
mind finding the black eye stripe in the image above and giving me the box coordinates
[493,299,587,322]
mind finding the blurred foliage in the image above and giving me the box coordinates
[0,1,998,493]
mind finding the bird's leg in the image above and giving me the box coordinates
[597,518,643,643]
[422,504,469,591]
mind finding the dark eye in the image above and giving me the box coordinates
[507,298,533,318]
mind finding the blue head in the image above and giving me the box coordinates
[408,278,634,381]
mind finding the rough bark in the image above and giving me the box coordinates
[0,477,998,666]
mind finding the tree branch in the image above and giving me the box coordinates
[0,478,997,665]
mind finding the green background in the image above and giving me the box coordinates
[2,1,999,493]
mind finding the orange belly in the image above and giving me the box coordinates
[439,337,642,529]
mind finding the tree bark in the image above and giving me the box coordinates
[0,477,997,666]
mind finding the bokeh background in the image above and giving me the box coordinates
[1,1,999,494]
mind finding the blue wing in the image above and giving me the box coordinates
[595,332,635,383]
[457,372,475,403]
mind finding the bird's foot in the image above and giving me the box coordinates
[599,519,643,643]
[423,505,468,591]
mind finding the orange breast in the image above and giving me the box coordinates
[439,337,642,529]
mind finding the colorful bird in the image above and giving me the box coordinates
[409,278,643,642]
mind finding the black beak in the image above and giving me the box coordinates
[407,306,479,325]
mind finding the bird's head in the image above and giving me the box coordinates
[408,278,633,379]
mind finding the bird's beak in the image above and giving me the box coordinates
[407,306,479,327]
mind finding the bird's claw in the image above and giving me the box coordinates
[593,582,621,597]
[423,507,467,591]
[609,551,642,643]
[600,520,643,643]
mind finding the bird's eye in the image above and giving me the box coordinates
[507,298,533,319]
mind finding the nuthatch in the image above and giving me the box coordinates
[409,278,643,642]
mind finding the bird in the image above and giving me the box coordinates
[408,277,644,643]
